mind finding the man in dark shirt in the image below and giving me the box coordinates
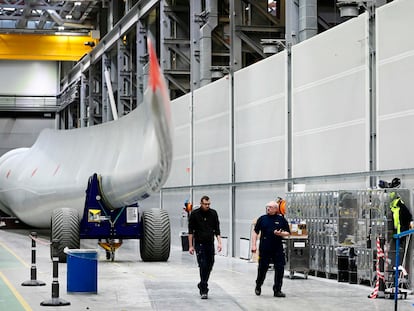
[251,201,290,297]
[188,195,222,299]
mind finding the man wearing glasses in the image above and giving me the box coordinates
[188,195,222,299]
[251,201,290,297]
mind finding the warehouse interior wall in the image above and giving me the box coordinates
[0,60,58,157]
[157,0,414,262]
[0,60,58,96]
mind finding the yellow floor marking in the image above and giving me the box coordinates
[0,240,30,268]
[0,271,32,311]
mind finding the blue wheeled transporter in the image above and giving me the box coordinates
[50,173,171,263]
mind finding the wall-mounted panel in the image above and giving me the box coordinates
[0,60,58,96]
[157,190,190,248]
[193,79,230,185]
[0,118,55,156]
[294,124,365,177]
[293,17,368,88]
[377,0,414,170]
[165,93,191,187]
[234,185,285,257]
[292,14,368,177]
[234,53,287,182]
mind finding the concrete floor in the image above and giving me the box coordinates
[0,229,413,311]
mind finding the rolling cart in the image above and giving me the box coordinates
[286,236,310,279]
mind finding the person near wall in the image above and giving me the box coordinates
[389,191,413,235]
[251,200,290,297]
[188,195,222,299]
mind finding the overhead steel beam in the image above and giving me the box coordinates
[0,33,97,61]
[61,0,158,90]
[242,0,280,25]
[236,30,267,58]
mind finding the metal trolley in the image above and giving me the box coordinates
[285,236,310,279]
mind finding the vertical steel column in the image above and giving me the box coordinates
[232,0,242,72]
[229,0,236,258]
[285,0,299,46]
[199,0,218,87]
[368,3,377,188]
[80,74,87,128]
[102,55,110,122]
[117,39,135,115]
[298,0,318,41]
[286,43,293,192]
[190,0,202,204]
[160,0,171,72]
[136,19,146,106]
[88,67,95,126]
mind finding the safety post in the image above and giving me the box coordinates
[393,228,414,311]
[40,239,70,306]
[21,232,46,286]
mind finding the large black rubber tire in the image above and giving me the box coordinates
[140,208,170,262]
[50,208,80,263]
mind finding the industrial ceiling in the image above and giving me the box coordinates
[0,0,101,35]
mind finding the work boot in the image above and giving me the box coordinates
[274,291,286,298]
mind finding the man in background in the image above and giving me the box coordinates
[188,195,222,299]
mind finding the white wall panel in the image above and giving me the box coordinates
[193,79,230,185]
[0,118,55,156]
[293,18,367,87]
[234,185,285,257]
[292,14,368,177]
[294,124,365,176]
[157,190,190,248]
[165,93,191,187]
[0,60,58,96]
[377,0,414,170]
[235,53,287,182]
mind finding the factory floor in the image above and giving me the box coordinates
[0,229,413,311]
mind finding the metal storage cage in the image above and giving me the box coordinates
[286,189,412,286]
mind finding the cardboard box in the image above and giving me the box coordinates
[289,223,307,236]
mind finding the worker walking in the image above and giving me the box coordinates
[188,195,222,299]
[251,201,290,297]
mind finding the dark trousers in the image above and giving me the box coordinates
[195,242,215,294]
[256,255,285,293]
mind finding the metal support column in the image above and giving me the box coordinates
[80,74,87,128]
[199,0,218,87]
[298,0,318,41]
[117,39,136,115]
[285,0,299,46]
[368,2,377,188]
[229,0,236,258]
[190,0,201,90]
[190,0,202,204]
[136,19,147,106]
[286,42,293,192]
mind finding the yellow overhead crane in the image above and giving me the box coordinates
[0,33,99,61]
